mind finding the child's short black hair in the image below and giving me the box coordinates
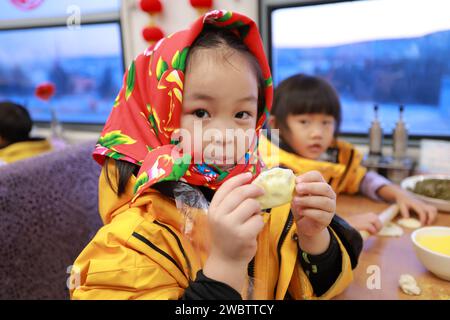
[271,74,341,135]
[0,101,33,145]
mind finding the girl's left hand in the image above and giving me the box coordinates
[291,171,336,239]
[395,190,438,225]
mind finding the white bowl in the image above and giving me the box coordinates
[411,226,450,281]
[401,175,450,212]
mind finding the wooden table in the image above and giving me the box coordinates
[334,195,450,300]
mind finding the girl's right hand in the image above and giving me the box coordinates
[203,172,265,293]
[207,172,265,265]
[346,212,383,235]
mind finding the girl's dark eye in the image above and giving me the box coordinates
[193,109,210,119]
[235,111,251,119]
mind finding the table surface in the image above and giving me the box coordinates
[334,195,450,300]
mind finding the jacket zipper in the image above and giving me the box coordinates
[132,232,185,276]
[337,148,354,189]
[153,220,193,280]
[273,211,294,298]
[247,257,255,299]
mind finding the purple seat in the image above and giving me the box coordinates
[0,140,102,299]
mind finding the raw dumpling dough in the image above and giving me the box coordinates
[399,274,421,296]
[377,222,404,237]
[397,218,422,229]
[252,168,296,210]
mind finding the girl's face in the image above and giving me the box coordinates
[278,113,335,160]
[180,48,259,170]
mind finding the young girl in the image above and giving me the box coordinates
[70,11,361,300]
[261,74,437,235]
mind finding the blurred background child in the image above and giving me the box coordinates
[262,74,437,235]
[0,101,53,165]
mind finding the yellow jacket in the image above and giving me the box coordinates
[70,161,354,300]
[0,139,52,164]
[259,135,367,195]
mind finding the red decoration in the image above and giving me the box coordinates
[189,0,213,9]
[142,26,164,43]
[10,0,44,11]
[139,0,163,14]
[189,0,213,16]
[139,0,164,44]
[35,82,56,101]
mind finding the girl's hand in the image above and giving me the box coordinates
[291,171,336,254]
[395,189,438,225]
[203,172,265,292]
[346,212,383,235]
[378,184,438,225]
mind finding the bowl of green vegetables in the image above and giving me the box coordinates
[401,175,450,212]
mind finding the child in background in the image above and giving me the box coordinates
[0,101,52,165]
[70,12,361,300]
[262,74,437,235]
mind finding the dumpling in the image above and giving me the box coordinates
[397,218,422,229]
[252,167,296,210]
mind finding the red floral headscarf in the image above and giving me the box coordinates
[93,10,273,202]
